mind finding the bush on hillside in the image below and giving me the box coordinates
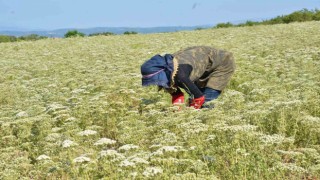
[195,27,206,31]
[215,22,234,28]
[313,9,320,20]
[0,35,17,43]
[88,32,115,36]
[18,34,47,41]
[214,8,320,28]
[64,30,85,38]
[123,31,138,35]
[264,9,320,24]
[240,20,260,27]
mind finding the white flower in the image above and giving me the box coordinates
[99,150,125,160]
[259,134,294,145]
[66,117,77,122]
[62,140,78,148]
[130,157,149,164]
[161,146,181,152]
[119,159,136,167]
[178,120,209,135]
[236,148,250,157]
[73,156,91,163]
[71,88,86,94]
[213,123,258,133]
[118,144,139,151]
[77,130,97,136]
[129,172,138,177]
[151,129,178,144]
[272,162,307,173]
[94,138,116,146]
[16,111,28,118]
[301,115,320,126]
[52,127,63,132]
[295,148,319,157]
[151,146,185,156]
[45,133,62,142]
[46,103,67,113]
[87,125,103,130]
[143,167,163,177]
[36,154,51,161]
[149,144,163,149]
[206,135,216,141]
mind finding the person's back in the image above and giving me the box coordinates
[173,46,235,91]
[141,46,235,109]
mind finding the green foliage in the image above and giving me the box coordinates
[18,34,47,41]
[123,31,138,35]
[195,27,206,31]
[239,20,260,27]
[88,32,115,36]
[283,8,314,23]
[215,8,320,28]
[313,9,320,20]
[215,22,234,28]
[0,34,47,43]
[262,16,284,25]
[263,8,319,25]
[0,35,17,43]
[64,30,85,38]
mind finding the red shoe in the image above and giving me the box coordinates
[172,92,184,105]
[189,96,205,109]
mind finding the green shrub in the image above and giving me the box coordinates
[0,35,17,43]
[216,8,320,28]
[312,9,320,20]
[262,9,318,25]
[0,34,48,43]
[88,32,115,36]
[245,20,259,26]
[64,30,85,38]
[18,34,47,41]
[123,31,138,35]
[214,22,234,28]
[262,16,284,25]
[195,28,205,31]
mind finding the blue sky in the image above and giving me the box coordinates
[0,0,319,30]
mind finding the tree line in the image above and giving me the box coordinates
[0,34,48,43]
[0,30,138,43]
[63,30,137,38]
[214,8,320,28]
[1,8,319,43]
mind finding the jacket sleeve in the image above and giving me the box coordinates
[174,64,203,98]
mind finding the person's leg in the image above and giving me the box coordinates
[200,87,221,108]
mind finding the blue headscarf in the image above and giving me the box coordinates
[141,54,174,88]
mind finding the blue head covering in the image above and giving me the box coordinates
[141,54,174,88]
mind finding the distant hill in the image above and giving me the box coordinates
[0,25,212,38]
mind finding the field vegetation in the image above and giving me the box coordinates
[0,21,319,179]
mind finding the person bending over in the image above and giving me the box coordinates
[141,46,236,109]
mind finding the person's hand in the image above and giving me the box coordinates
[172,92,184,105]
[189,96,205,109]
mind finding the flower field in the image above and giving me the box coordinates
[0,21,319,179]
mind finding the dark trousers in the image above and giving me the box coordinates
[200,87,221,108]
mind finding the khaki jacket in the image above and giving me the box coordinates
[172,46,236,91]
